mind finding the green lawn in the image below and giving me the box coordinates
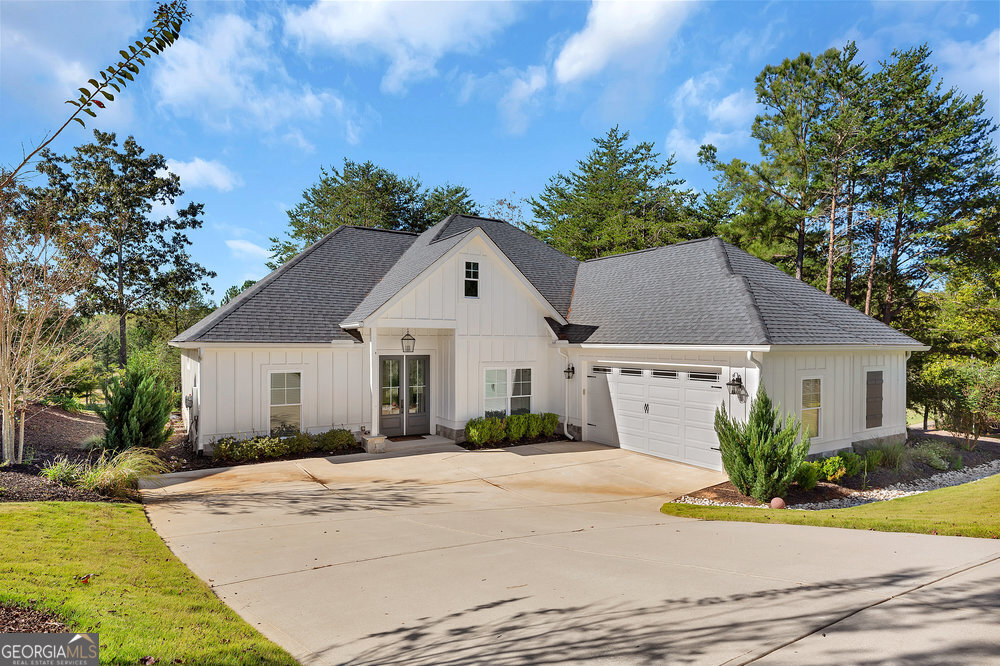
[662,473,1000,538]
[0,502,297,665]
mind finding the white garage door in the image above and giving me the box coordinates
[587,365,724,470]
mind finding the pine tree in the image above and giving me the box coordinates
[529,127,705,260]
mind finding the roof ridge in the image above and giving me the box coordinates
[715,240,771,344]
[340,225,418,236]
[581,236,718,263]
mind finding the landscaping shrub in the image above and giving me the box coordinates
[870,440,907,470]
[841,451,863,477]
[864,448,884,470]
[483,417,507,443]
[464,418,489,447]
[212,428,356,462]
[41,449,166,498]
[40,458,83,487]
[526,414,543,439]
[948,452,964,470]
[540,413,559,437]
[80,434,105,452]
[819,455,846,483]
[97,362,172,452]
[912,439,951,471]
[506,414,529,442]
[715,387,810,502]
[794,461,820,491]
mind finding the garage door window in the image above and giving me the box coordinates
[270,372,301,435]
[801,378,821,438]
[484,368,531,417]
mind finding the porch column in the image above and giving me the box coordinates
[368,327,379,435]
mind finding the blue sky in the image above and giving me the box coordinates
[2,0,997,299]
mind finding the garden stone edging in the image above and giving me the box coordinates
[673,459,1000,511]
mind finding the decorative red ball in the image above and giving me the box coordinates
[769,497,787,509]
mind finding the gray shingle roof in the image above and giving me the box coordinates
[556,237,922,346]
[172,226,416,343]
[175,216,921,348]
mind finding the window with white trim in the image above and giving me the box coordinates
[801,378,822,438]
[484,368,531,418]
[270,372,301,435]
[464,261,479,298]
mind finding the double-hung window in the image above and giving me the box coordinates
[464,261,479,298]
[484,368,531,417]
[801,378,822,438]
[270,372,301,435]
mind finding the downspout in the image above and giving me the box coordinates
[747,350,763,388]
[557,348,574,440]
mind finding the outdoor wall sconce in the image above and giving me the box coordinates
[564,364,575,380]
[726,373,745,396]
[401,330,416,353]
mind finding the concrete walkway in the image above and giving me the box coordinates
[142,441,1000,665]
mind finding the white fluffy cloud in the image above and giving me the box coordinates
[936,29,999,117]
[225,239,271,261]
[153,12,365,142]
[166,158,243,192]
[283,1,519,93]
[666,70,756,162]
[554,0,697,85]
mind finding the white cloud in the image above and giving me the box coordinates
[153,13,364,141]
[499,66,547,134]
[166,158,243,192]
[225,239,271,261]
[283,1,519,94]
[666,70,756,162]
[554,0,697,85]
[708,90,757,127]
[936,29,999,116]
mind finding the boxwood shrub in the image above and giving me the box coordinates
[213,428,357,462]
[465,412,561,448]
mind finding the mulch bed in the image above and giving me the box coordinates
[0,470,109,503]
[685,429,1000,507]
[15,403,104,466]
[0,602,69,633]
[457,435,572,451]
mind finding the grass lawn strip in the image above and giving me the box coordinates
[662,473,1000,539]
[0,502,297,664]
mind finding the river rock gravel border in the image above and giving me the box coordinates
[673,459,1000,511]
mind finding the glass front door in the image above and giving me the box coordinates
[379,355,429,437]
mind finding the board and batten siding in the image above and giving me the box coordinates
[376,235,560,431]
[196,346,370,449]
[760,350,908,455]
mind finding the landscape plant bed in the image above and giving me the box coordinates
[0,601,68,633]
[682,430,1000,508]
[662,473,1000,539]
[457,434,571,451]
[9,403,104,466]
[0,470,111,504]
[0,502,296,664]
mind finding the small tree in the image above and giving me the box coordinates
[715,387,810,502]
[97,362,172,452]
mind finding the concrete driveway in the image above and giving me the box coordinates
[143,440,1000,665]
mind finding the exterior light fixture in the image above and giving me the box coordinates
[564,364,575,380]
[401,330,416,353]
[726,373,744,396]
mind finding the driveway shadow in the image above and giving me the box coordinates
[305,569,1000,665]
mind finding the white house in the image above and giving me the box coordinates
[171,215,927,470]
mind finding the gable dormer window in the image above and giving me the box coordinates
[464,261,479,298]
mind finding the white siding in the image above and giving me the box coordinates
[376,236,558,430]
[197,345,370,449]
[760,350,908,455]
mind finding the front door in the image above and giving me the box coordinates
[379,355,430,437]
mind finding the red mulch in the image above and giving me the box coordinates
[0,602,68,633]
[688,480,857,506]
[0,470,109,503]
[16,403,104,466]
